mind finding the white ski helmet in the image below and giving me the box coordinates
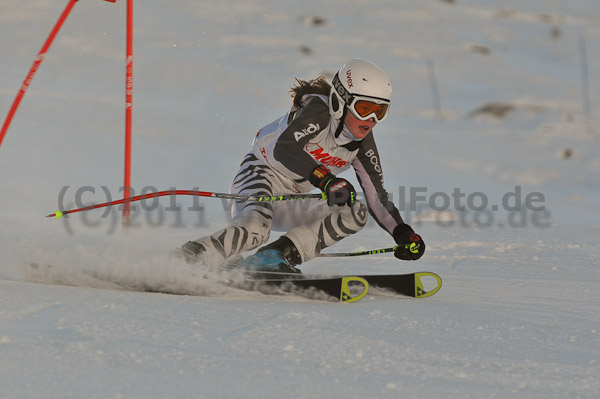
[329,59,392,123]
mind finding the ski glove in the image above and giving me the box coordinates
[309,165,356,207]
[393,223,425,260]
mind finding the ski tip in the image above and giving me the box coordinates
[414,272,442,298]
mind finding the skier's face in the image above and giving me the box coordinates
[344,110,376,140]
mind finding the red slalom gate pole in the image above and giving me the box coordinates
[0,0,78,149]
[0,0,118,150]
[123,0,134,223]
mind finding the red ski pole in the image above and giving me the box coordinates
[46,190,324,219]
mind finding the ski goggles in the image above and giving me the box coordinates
[347,97,390,123]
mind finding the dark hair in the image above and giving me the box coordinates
[290,76,331,108]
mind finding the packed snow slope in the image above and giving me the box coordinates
[1,0,599,398]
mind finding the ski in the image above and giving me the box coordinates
[249,271,442,299]
[247,272,370,303]
[23,262,440,301]
[23,262,370,303]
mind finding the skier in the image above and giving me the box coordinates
[176,58,425,272]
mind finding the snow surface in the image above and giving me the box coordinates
[1,0,599,398]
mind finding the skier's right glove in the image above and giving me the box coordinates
[393,223,425,260]
[309,165,356,207]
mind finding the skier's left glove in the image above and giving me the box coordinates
[393,223,425,260]
[309,165,356,207]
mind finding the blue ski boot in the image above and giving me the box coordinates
[239,236,302,274]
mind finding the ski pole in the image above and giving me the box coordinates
[47,189,324,219]
[318,246,398,257]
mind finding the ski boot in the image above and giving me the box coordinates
[239,236,302,274]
